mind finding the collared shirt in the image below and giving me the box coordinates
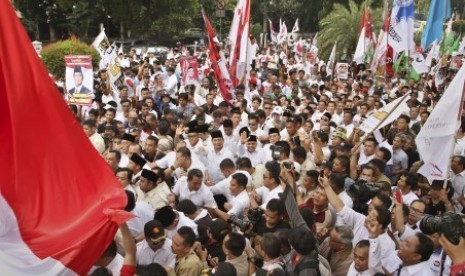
[172,177,217,208]
[174,251,204,276]
[136,239,176,268]
[166,212,198,239]
[392,148,409,171]
[205,147,234,184]
[237,144,267,167]
[173,156,206,181]
[397,261,436,276]
[402,190,419,206]
[255,185,284,209]
[135,181,171,210]
[319,237,353,276]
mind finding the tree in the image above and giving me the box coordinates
[318,0,381,61]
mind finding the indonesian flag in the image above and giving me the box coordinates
[268,19,277,43]
[416,63,465,183]
[202,10,234,103]
[228,0,251,87]
[277,20,288,45]
[0,2,131,275]
[292,18,300,33]
[354,4,374,64]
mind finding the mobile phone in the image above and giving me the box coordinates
[319,170,325,178]
[395,189,402,203]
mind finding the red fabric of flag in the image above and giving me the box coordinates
[0,2,131,275]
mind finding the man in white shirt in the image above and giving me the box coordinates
[170,169,217,208]
[154,206,198,239]
[397,173,419,206]
[83,119,105,154]
[250,161,284,209]
[203,130,234,184]
[90,241,123,276]
[164,67,178,98]
[136,220,176,269]
[237,135,267,167]
[321,176,396,260]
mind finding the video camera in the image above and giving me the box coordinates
[347,179,384,214]
[228,207,264,232]
[420,212,465,245]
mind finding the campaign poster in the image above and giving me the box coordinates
[65,55,94,106]
[336,62,349,82]
[180,56,199,86]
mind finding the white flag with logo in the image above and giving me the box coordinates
[360,94,410,134]
[416,64,465,183]
[277,20,288,45]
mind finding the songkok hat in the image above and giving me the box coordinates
[122,133,136,143]
[130,153,146,167]
[248,135,258,142]
[211,130,223,139]
[141,169,158,182]
[269,128,280,135]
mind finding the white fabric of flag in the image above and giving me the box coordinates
[388,0,415,52]
[326,41,337,76]
[360,94,410,134]
[416,64,465,183]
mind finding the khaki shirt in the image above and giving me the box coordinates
[171,251,204,276]
[135,181,171,210]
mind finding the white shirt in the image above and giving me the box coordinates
[119,153,129,168]
[337,206,396,259]
[205,147,234,184]
[173,155,206,181]
[89,132,105,154]
[155,151,176,168]
[136,239,176,268]
[164,74,178,96]
[227,190,250,217]
[210,170,252,202]
[172,177,217,208]
[255,185,284,209]
[402,191,419,206]
[238,144,267,167]
[127,201,154,237]
[89,254,124,276]
[165,212,198,239]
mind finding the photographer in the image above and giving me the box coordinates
[320,174,395,259]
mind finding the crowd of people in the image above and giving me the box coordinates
[59,37,465,276]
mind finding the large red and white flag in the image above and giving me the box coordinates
[203,10,234,103]
[0,2,131,275]
[416,63,465,183]
[354,4,374,64]
[228,0,251,87]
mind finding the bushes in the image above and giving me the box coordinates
[40,38,99,77]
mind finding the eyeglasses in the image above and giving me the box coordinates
[409,206,424,214]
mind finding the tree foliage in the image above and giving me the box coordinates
[41,38,99,77]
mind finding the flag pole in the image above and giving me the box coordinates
[354,92,411,152]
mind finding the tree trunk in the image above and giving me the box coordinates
[120,21,124,39]
[49,24,56,41]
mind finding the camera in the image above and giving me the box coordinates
[271,145,282,161]
[228,215,252,232]
[283,161,293,170]
[228,208,264,232]
[347,179,384,215]
[419,212,465,245]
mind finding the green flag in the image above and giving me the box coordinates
[393,52,408,73]
[441,31,455,53]
[448,36,461,54]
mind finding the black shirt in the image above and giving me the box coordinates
[253,217,290,236]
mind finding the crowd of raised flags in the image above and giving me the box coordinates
[3,0,465,275]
